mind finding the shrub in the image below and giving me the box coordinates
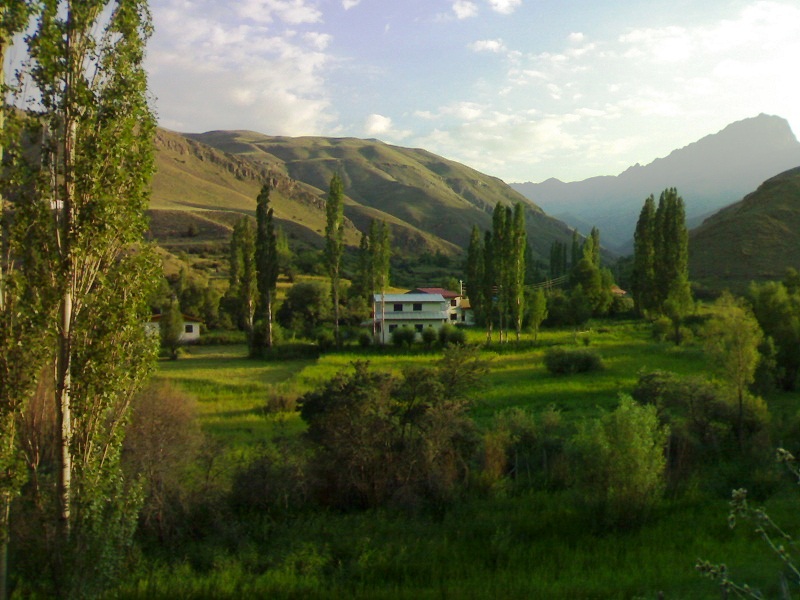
[651,316,672,342]
[231,440,312,515]
[447,326,466,346]
[438,323,465,346]
[543,347,603,375]
[124,382,202,541]
[391,326,415,348]
[358,331,373,348]
[316,329,334,351]
[421,326,438,348]
[569,395,668,528]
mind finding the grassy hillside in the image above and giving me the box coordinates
[689,166,800,291]
[184,130,574,260]
[153,129,466,258]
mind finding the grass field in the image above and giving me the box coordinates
[139,320,800,599]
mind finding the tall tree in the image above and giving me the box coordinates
[324,174,345,346]
[0,7,41,598]
[508,203,526,341]
[254,182,279,352]
[371,219,390,341]
[589,226,601,267]
[491,204,510,342]
[465,225,485,325]
[227,218,257,337]
[13,0,160,593]
[632,195,656,316]
[570,230,581,270]
[703,291,763,450]
[482,230,495,342]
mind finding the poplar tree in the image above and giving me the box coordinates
[482,230,495,342]
[632,195,656,316]
[255,182,278,352]
[492,204,509,342]
[0,7,42,597]
[228,218,257,337]
[571,230,581,269]
[509,203,526,341]
[325,174,345,346]
[589,226,601,267]
[634,189,691,320]
[7,1,160,593]
[369,219,390,340]
[465,225,484,325]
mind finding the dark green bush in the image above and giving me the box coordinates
[391,326,415,348]
[421,327,438,348]
[358,332,373,347]
[544,347,603,375]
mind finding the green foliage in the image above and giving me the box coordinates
[634,189,692,320]
[569,395,668,527]
[276,281,331,338]
[5,2,162,594]
[254,182,279,352]
[632,371,770,490]
[632,195,656,315]
[298,359,481,509]
[391,326,416,348]
[124,381,202,542]
[324,174,345,345]
[544,347,604,375]
[438,323,466,347]
[421,326,438,348]
[160,296,184,360]
[526,287,548,340]
[704,292,764,448]
[749,280,800,391]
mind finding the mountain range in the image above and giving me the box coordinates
[689,166,800,291]
[150,128,575,263]
[150,114,800,292]
[510,114,800,252]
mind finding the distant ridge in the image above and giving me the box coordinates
[511,114,800,252]
[689,166,800,291]
[180,131,576,260]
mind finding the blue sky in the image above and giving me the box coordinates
[146,0,800,183]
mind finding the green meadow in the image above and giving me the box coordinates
[135,321,800,599]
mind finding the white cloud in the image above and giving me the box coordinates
[234,0,322,25]
[469,39,506,53]
[342,0,361,9]
[568,32,584,43]
[487,0,521,15]
[364,114,412,140]
[453,0,478,19]
[148,0,335,135]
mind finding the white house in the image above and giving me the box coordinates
[372,293,449,344]
[409,287,475,326]
[147,314,202,343]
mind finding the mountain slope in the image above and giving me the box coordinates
[152,128,462,256]
[689,166,800,290]
[511,114,800,251]
[183,131,575,260]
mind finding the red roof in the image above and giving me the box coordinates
[410,287,460,299]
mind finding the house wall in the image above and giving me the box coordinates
[372,295,448,344]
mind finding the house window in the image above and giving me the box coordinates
[184,324,194,333]
[389,324,398,332]
[393,303,403,312]
[414,324,423,332]
[450,299,457,307]
[450,313,457,321]
[413,303,422,311]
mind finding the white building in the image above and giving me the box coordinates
[372,293,449,344]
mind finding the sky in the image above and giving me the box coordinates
[146,0,800,183]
